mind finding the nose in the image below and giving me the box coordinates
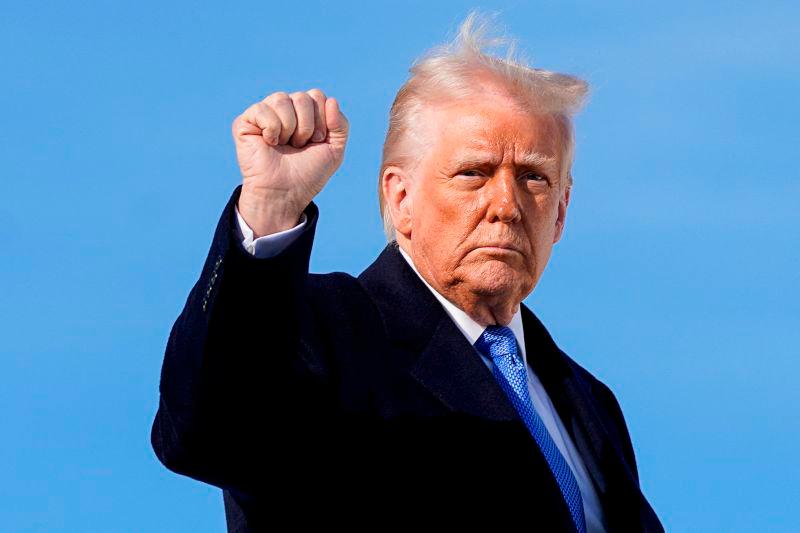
[485,170,522,224]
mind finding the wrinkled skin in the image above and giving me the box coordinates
[383,89,571,327]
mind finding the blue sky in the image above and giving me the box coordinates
[2,1,798,531]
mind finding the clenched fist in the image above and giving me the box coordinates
[232,88,349,237]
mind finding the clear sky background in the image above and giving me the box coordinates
[2,1,798,531]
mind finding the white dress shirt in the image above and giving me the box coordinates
[233,206,607,532]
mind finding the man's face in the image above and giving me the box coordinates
[406,92,570,315]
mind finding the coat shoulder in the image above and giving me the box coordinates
[305,270,378,317]
[301,270,386,350]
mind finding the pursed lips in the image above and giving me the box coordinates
[473,243,524,254]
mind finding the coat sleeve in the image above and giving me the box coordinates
[149,184,335,497]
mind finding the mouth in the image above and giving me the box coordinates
[472,244,523,255]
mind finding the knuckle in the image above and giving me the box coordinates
[245,102,260,115]
[290,91,312,105]
[232,114,246,130]
[262,121,278,135]
[256,101,275,116]
[253,106,271,122]
[268,91,291,105]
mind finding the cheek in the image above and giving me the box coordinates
[416,188,477,243]
[523,197,559,258]
[430,186,472,216]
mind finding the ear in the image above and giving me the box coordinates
[552,180,571,244]
[382,164,414,237]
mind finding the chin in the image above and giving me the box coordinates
[465,261,528,297]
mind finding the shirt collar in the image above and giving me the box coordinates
[397,245,527,362]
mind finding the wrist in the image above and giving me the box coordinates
[237,187,304,237]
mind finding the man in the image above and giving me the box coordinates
[151,12,664,532]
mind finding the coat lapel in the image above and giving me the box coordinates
[409,310,520,421]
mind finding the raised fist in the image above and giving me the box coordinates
[232,88,349,237]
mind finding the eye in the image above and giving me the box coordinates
[459,169,484,177]
[522,171,547,182]
[456,169,488,182]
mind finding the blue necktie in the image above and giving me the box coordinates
[475,325,587,533]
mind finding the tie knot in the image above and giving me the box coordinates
[474,325,519,362]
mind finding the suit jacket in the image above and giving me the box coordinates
[150,185,664,532]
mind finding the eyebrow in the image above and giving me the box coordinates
[516,151,557,167]
[451,151,557,169]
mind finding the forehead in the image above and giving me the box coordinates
[421,96,563,162]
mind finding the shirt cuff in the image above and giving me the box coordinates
[234,205,308,258]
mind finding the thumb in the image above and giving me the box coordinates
[325,97,349,139]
